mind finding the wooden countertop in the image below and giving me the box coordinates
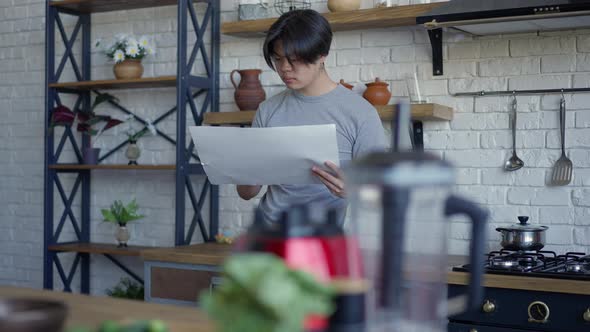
[0,286,215,332]
[448,271,590,296]
[141,245,590,296]
[141,242,233,266]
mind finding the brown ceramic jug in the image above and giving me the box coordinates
[363,77,391,106]
[339,79,354,90]
[231,69,266,111]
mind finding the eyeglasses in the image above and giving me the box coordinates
[272,56,302,67]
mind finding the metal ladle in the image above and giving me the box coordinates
[504,94,524,171]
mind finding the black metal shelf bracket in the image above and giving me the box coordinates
[428,28,443,76]
[412,121,424,151]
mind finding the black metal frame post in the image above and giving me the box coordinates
[175,0,189,246]
[43,0,56,290]
[209,0,220,241]
[80,11,92,294]
[177,0,220,245]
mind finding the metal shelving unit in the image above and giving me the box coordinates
[43,0,220,293]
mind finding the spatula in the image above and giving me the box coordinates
[550,97,573,186]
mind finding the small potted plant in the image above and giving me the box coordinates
[49,93,124,164]
[101,199,145,247]
[106,277,144,301]
[96,34,156,80]
[123,116,157,165]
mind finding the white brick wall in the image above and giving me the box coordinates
[1,0,590,293]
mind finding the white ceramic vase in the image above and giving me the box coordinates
[125,140,141,165]
[116,225,130,248]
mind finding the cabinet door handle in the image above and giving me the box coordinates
[482,300,496,313]
[209,276,223,293]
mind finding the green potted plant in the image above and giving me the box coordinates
[106,277,144,301]
[101,199,145,247]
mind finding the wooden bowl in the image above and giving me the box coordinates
[0,298,67,332]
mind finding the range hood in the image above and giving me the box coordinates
[416,0,590,35]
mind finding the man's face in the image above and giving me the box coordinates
[271,42,325,91]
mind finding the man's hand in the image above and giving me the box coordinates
[237,185,262,200]
[312,161,346,198]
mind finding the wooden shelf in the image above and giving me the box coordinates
[203,103,453,126]
[222,3,446,37]
[141,243,232,266]
[48,242,156,257]
[48,0,189,13]
[49,76,177,91]
[49,164,177,170]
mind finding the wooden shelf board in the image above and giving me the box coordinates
[222,3,446,37]
[48,0,188,13]
[49,164,176,170]
[203,110,257,126]
[203,103,453,126]
[141,243,232,265]
[49,76,177,90]
[48,242,156,257]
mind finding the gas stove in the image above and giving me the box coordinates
[453,250,590,280]
[449,250,590,332]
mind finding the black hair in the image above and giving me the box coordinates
[263,9,333,71]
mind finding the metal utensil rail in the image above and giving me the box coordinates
[453,87,590,97]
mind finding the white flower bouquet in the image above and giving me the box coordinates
[95,34,156,63]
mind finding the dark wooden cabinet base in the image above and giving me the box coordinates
[144,261,221,306]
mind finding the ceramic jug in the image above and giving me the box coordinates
[363,77,392,106]
[231,69,266,111]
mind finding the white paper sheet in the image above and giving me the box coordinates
[189,124,340,185]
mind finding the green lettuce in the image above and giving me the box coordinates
[200,253,335,332]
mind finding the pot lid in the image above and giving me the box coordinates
[496,216,549,232]
[365,77,388,87]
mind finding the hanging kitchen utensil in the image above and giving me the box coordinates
[504,94,524,171]
[550,96,573,185]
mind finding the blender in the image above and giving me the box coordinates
[339,102,488,332]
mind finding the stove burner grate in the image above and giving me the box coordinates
[454,251,590,280]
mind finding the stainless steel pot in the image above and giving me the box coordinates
[496,216,548,251]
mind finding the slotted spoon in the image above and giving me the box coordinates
[550,97,573,186]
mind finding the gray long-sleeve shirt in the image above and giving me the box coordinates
[252,84,387,224]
